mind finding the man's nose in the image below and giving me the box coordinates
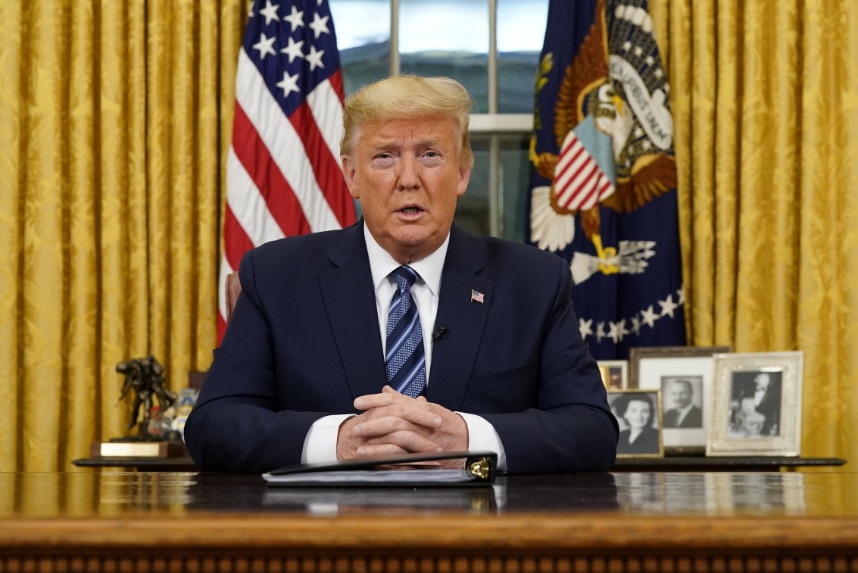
[397,154,421,190]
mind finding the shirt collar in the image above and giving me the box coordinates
[364,225,448,296]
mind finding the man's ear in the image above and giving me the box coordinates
[342,156,359,199]
[456,165,471,197]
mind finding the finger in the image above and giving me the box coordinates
[354,443,410,458]
[359,430,443,454]
[355,402,442,433]
[352,412,436,440]
[395,406,443,430]
[357,385,418,409]
[354,390,399,411]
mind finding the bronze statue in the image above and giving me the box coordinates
[116,355,177,439]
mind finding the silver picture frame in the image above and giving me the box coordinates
[706,351,804,457]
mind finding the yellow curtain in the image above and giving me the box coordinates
[1,0,857,472]
[0,0,246,471]
[650,0,858,466]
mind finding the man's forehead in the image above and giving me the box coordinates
[362,113,455,132]
[368,132,448,146]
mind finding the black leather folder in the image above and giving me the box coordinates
[262,450,497,487]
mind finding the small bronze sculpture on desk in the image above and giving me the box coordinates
[116,355,178,439]
[90,355,187,459]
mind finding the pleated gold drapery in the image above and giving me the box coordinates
[1,0,857,472]
[0,0,246,471]
[649,0,858,465]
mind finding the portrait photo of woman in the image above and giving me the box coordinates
[609,390,664,457]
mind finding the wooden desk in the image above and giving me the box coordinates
[1,471,857,572]
[71,455,846,472]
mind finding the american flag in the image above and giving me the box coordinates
[219,0,357,339]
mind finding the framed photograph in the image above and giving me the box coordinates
[706,351,804,457]
[629,346,731,454]
[608,389,664,458]
[597,360,628,389]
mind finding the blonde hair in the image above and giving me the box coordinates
[340,75,474,168]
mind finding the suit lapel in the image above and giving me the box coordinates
[427,226,492,410]
[319,222,387,399]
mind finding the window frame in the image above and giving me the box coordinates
[388,0,536,238]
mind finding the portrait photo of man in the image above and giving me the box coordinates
[661,376,704,429]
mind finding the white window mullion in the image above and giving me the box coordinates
[390,0,400,76]
[487,0,500,237]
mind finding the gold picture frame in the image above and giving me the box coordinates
[608,389,664,458]
[597,360,628,389]
[629,346,731,455]
[706,351,804,457]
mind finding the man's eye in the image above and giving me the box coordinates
[371,154,395,167]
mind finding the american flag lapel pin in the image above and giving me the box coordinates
[470,289,485,304]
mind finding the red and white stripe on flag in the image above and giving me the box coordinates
[219,0,357,341]
[553,129,614,211]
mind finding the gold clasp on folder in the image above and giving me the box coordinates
[467,457,491,480]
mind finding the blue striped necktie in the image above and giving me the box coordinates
[385,266,426,398]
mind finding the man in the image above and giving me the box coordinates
[184,75,618,474]
[662,378,703,428]
[752,372,780,436]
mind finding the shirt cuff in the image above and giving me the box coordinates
[458,412,507,472]
[302,414,355,464]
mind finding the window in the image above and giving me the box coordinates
[330,0,548,242]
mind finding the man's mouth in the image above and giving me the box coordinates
[399,207,422,214]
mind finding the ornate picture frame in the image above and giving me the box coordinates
[597,360,628,389]
[706,351,804,457]
[629,346,731,455]
[608,389,664,458]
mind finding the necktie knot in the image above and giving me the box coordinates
[391,265,418,291]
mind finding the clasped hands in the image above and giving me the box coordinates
[336,386,468,467]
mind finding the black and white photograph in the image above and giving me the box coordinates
[661,376,704,429]
[708,352,804,457]
[727,370,782,438]
[608,390,664,458]
[630,346,729,454]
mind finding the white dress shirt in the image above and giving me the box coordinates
[300,226,506,468]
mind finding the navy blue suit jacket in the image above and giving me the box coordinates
[184,223,618,473]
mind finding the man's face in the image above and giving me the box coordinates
[670,382,692,409]
[342,115,470,263]
[754,373,771,392]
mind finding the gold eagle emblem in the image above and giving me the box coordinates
[530,0,676,270]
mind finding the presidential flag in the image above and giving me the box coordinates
[527,0,685,359]
[219,0,357,339]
